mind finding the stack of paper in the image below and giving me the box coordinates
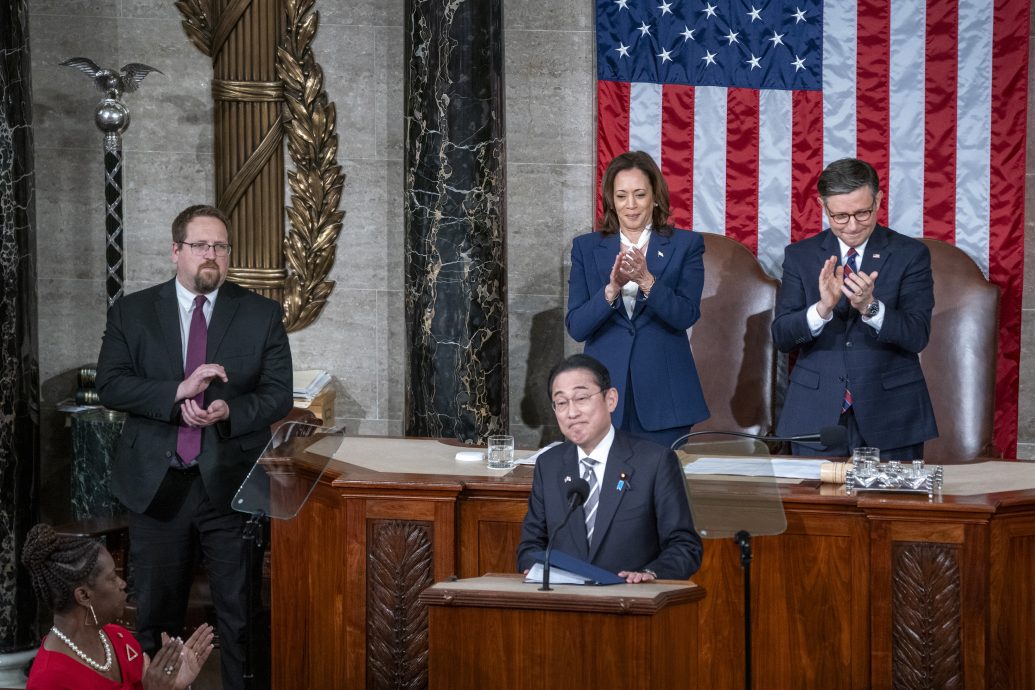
[293,369,331,401]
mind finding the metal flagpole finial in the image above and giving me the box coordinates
[60,57,164,307]
[60,58,163,134]
[60,57,163,98]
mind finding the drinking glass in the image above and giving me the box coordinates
[487,435,515,470]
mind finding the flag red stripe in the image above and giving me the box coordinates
[922,0,959,243]
[661,84,696,230]
[988,0,1029,457]
[596,80,631,226]
[856,0,891,225]
[725,88,760,252]
[791,90,823,243]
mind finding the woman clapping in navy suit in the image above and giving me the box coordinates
[565,151,709,448]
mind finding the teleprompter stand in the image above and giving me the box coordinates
[671,437,788,690]
[231,422,346,690]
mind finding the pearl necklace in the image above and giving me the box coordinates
[49,626,113,672]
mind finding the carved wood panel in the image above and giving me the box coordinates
[366,519,433,690]
[891,541,963,689]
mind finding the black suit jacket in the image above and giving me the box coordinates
[771,226,938,450]
[96,279,294,514]
[516,429,703,579]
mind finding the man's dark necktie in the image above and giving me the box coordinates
[841,248,858,413]
[176,294,208,465]
[580,458,600,546]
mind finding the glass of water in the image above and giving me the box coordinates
[487,435,515,470]
[851,446,880,468]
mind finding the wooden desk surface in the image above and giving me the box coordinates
[272,444,1035,690]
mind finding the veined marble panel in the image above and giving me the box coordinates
[70,410,126,520]
[403,0,507,442]
[0,0,41,652]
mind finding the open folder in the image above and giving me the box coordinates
[522,549,624,585]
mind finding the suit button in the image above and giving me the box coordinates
[165,451,172,458]
[846,341,853,348]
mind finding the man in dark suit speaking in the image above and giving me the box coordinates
[96,205,293,690]
[772,158,937,459]
[517,354,702,582]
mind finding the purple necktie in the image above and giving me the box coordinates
[177,295,208,465]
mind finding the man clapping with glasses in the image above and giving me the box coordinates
[771,158,937,461]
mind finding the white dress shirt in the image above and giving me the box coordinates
[576,424,616,487]
[619,227,652,318]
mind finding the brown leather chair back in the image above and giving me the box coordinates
[689,233,779,435]
[919,238,1000,463]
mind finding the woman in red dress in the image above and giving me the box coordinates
[22,524,214,690]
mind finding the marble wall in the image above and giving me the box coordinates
[403,0,508,443]
[1,0,40,653]
[25,0,1035,521]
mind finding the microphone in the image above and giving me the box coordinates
[670,425,848,452]
[793,426,848,447]
[540,478,590,592]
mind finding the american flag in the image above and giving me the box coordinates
[596,0,1028,454]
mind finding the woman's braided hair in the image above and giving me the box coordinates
[22,524,103,613]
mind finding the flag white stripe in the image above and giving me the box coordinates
[756,89,793,277]
[887,0,926,238]
[692,86,728,235]
[954,0,992,275]
[629,82,663,166]
[822,0,858,168]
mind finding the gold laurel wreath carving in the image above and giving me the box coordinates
[277,0,344,331]
[174,0,213,56]
[176,0,344,332]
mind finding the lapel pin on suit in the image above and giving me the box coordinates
[617,472,629,491]
[658,250,664,257]
[872,253,880,259]
[564,475,571,483]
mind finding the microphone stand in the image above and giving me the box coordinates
[540,485,587,592]
[241,510,266,690]
[735,530,752,690]
[673,429,809,690]
[540,506,580,592]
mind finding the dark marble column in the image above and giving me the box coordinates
[0,0,41,659]
[403,0,508,443]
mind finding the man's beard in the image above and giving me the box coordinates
[193,263,223,293]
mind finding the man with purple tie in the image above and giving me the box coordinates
[772,159,938,460]
[96,205,292,690]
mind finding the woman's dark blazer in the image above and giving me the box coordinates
[565,228,709,431]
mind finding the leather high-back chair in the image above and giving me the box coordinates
[919,238,1000,463]
[689,233,779,435]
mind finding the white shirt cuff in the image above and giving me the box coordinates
[806,302,832,336]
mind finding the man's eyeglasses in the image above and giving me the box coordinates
[825,206,875,225]
[551,389,604,413]
[178,241,232,257]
